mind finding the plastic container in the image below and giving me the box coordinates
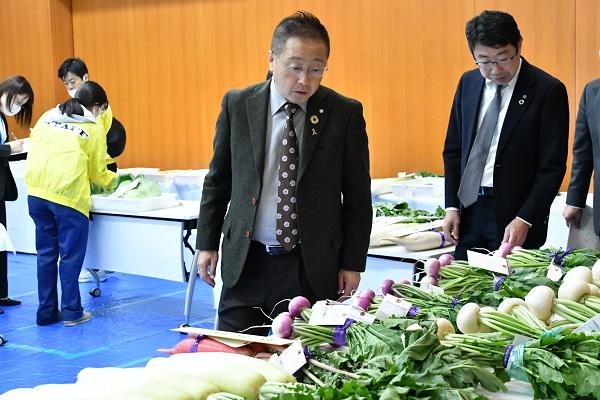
[167,169,208,201]
[91,193,178,212]
[390,177,444,198]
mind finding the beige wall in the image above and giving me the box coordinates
[1,0,599,190]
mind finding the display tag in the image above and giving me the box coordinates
[275,340,307,374]
[512,334,534,346]
[548,313,566,324]
[546,259,563,282]
[309,300,375,325]
[375,294,413,320]
[574,314,600,333]
[467,250,511,275]
[420,283,445,294]
[308,300,350,325]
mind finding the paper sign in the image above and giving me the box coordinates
[277,340,307,374]
[420,283,445,294]
[467,250,511,275]
[172,327,294,346]
[574,314,600,333]
[512,334,534,346]
[546,261,563,282]
[308,300,349,325]
[375,294,413,320]
[308,300,375,325]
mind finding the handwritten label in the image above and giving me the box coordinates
[375,294,413,320]
[467,250,511,275]
[546,260,563,282]
[276,340,307,374]
[308,300,348,325]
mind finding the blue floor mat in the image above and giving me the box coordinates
[0,253,216,393]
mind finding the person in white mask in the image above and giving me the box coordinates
[57,58,126,283]
[0,75,34,314]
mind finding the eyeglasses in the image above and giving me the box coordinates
[273,52,327,78]
[474,53,518,69]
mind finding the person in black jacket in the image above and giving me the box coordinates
[0,75,34,313]
[442,11,569,259]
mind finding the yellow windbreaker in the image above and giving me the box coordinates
[25,106,116,217]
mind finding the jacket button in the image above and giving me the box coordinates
[251,197,257,205]
[244,230,251,238]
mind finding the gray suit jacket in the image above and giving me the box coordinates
[566,79,600,234]
[196,80,372,299]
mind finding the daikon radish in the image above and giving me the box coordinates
[77,367,219,400]
[525,285,555,321]
[170,352,295,383]
[399,231,447,251]
[563,266,593,284]
[76,367,194,400]
[436,318,455,340]
[0,388,36,400]
[558,279,590,302]
[33,383,152,400]
[146,356,265,400]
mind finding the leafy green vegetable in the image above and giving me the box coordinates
[373,202,445,221]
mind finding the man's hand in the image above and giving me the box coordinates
[337,269,361,299]
[502,218,530,247]
[197,250,219,287]
[563,206,583,229]
[443,210,460,245]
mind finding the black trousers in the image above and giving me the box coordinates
[217,242,317,335]
[454,195,500,260]
[0,201,7,298]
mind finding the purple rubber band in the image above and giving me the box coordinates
[333,319,355,347]
[503,345,514,368]
[407,304,420,317]
[493,275,506,291]
[190,334,203,353]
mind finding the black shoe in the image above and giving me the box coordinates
[0,298,21,306]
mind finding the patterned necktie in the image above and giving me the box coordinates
[276,103,300,250]
[457,84,505,207]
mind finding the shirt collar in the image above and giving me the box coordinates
[485,57,522,90]
[269,80,307,116]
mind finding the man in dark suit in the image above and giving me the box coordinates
[442,10,569,260]
[564,79,600,237]
[195,11,372,333]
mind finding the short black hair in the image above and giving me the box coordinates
[271,11,330,58]
[58,58,88,80]
[465,10,521,54]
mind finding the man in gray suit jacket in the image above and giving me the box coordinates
[195,11,372,333]
[564,79,600,236]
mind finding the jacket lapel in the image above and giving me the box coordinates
[496,59,535,158]
[298,87,329,182]
[246,82,270,178]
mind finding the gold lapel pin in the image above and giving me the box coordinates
[310,115,319,124]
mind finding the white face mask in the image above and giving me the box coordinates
[0,95,21,116]
[68,88,78,98]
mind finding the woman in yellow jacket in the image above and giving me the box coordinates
[25,81,116,326]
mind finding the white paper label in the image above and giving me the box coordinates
[277,340,307,374]
[420,283,445,294]
[574,314,600,333]
[308,300,351,326]
[375,294,413,320]
[546,261,563,282]
[467,250,511,275]
[548,313,566,324]
[512,334,534,346]
[345,306,376,324]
